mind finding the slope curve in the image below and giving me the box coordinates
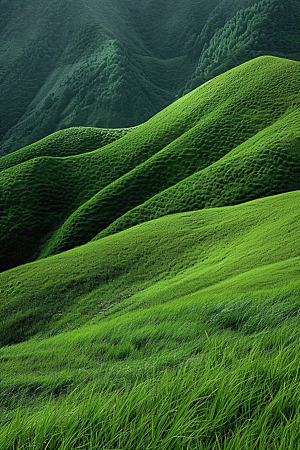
[1,56,300,271]
[0,189,299,346]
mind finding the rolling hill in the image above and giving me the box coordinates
[1,56,300,273]
[1,0,300,155]
[1,189,300,448]
[1,53,300,449]
[1,188,300,346]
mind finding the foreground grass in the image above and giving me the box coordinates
[1,189,300,448]
[1,288,300,449]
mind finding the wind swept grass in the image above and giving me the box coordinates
[1,288,300,449]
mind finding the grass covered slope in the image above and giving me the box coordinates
[2,288,300,450]
[1,56,300,272]
[1,189,299,346]
[1,190,300,449]
[0,126,133,173]
[95,103,300,240]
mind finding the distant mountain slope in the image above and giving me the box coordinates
[1,189,299,346]
[1,57,300,273]
[185,0,300,91]
[1,0,300,155]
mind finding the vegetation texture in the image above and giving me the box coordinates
[1,56,300,449]
[1,0,300,154]
[1,189,300,448]
[1,56,300,273]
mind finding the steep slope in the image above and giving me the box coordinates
[1,57,300,272]
[1,189,299,346]
[1,0,300,155]
[185,0,300,91]
[95,105,300,240]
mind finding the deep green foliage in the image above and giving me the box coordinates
[186,0,300,91]
[1,0,300,154]
[1,56,300,272]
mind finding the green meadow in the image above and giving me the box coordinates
[1,190,300,449]
[1,56,300,448]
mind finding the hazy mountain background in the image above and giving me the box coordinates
[1,0,300,155]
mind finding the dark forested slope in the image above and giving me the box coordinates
[1,0,300,155]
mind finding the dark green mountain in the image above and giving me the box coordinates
[1,0,300,155]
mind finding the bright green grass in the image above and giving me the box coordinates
[1,56,300,272]
[1,288,300,450]
[95,103,300,240]
[1,189,299,346]
[1,190,300,448]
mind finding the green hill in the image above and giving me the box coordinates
[1,189,300,448]
[1,56,300,273]
[0,126,133,172]
[1,56,300,448]
[1,0,300,155]
[1,188,300,346]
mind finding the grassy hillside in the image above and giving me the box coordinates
[96,103,300,240]
[1,0,300,155]
[1,189,300,346]
[0,126,133,173]
[1,57,300,448]
[2,5,300,445]
[1,190,300,448]
[1,56,300,272]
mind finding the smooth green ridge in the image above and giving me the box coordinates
[1,56,300,272]
[0,126,134,173]
[95,103,300,240]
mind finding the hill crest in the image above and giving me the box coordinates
[1,0,300,154]
[1,56,300,273]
